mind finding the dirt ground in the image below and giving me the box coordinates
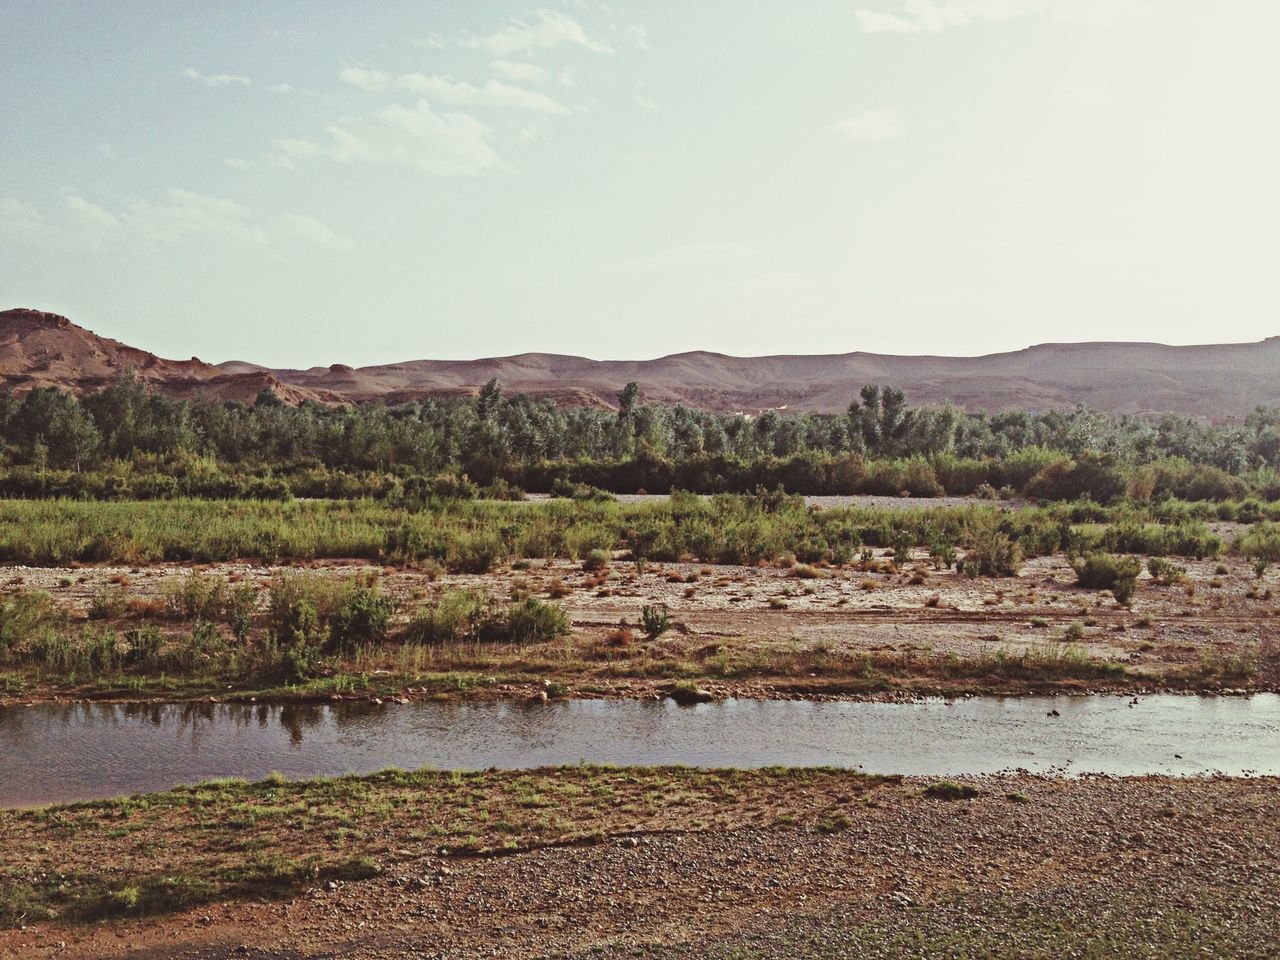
[4,545,1277,703]
[2,773,1276,959]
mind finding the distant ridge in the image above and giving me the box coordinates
[3,308,1279,419]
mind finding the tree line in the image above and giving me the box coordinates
[1,375,1279,501]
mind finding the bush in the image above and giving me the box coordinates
[641,603,672,639]
[1146,557,1186,585]
[0,591,63,660]
[1073,553,1142,603]
[1237,522,1280,578]
[582,548,611,572]
[964,522,1021,577]
[404,591,568,646]
[88,585,129,620]
[226,583,258,641]
[404,589,493,646]
[503,597,569,645]
[162,571,229,622]
[328,585,396,653]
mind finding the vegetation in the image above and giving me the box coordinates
[1072,553,1144,603]
[0,766,892,926]
[0,494,1231,569]
[4,375,1280,502]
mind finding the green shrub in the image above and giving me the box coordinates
[503,597,569,645]
[964,523,1021,577]
[641,603,672,639]
[1072,553,1142,603]
[1237,522,1280,578]
[328,585,396,653]
[162,571,228,622]
[404,590,493,646]
[88,585,129,620]
[923,781,980,800]
[0,591,63,659]
[404,591,567,646]
[226,583,258,641]
[1146,557,1186,585]
[582,548,611,572]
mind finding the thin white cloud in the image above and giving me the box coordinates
[338,67,392,91]
[273,99,502,176]
[855,10,923,33]
[413,32,447,49]
[611,241,759,273]
[223,157,251,170]
[399,74,569,114]
[181,67,251,88]
[65,195,119,231]
[278,213,355,252]
[340,68,569,114]
[461,9,614,56]
[0,191,350,252]
[829,107,904,143]
[123,189,265,247]
[854,0,1149,33]
[266,83,304,95]
[490,60,550,84]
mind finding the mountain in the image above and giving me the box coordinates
[0,309,328,406]
[4,308,1280,419]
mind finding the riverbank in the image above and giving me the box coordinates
[2,767,1277,957]
[2,550,1275,708]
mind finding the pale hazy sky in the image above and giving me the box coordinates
[2,1,1278,367]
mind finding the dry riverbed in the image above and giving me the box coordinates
[3,549,1278,705]
[1,769,1276,958]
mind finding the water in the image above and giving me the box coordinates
[2,694,1277,808]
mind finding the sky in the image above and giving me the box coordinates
[2,0,1279,368]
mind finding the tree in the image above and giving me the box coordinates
[477,378,503,422]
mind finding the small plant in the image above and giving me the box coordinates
[815,812,852,833]
[928,540,958,570]
[581,549,611,573]
[787,563,825,580]
[640,603,671,639]
[88,585,129,620]
[1063,621,1085,641]
[1146,557,1187,585]
[226,582,257,641]
[923,781,979,801]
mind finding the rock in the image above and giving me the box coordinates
[666,685,715,705]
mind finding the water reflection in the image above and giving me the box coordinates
[1,694,1277,808]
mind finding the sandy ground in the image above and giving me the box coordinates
[2,774,1276,959]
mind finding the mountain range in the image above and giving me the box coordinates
[3,307,1279,420]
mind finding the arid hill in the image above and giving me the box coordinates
[0,309,328,406]
[4,308,1280,418]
